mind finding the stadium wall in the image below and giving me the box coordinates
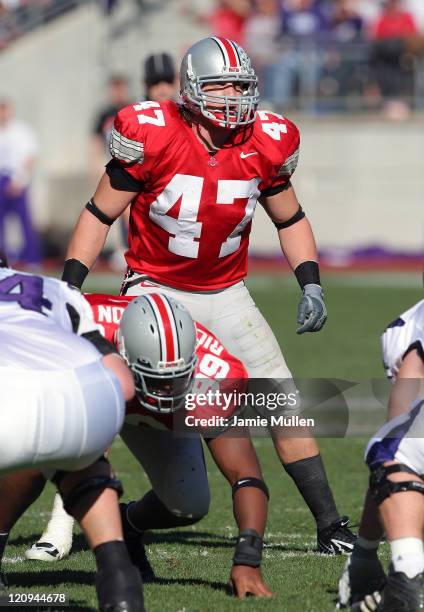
[253,115,424,254]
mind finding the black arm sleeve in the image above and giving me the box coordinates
[105,159,144,192]
[81,331,119,356]
[294,260,321,289]
[62,260,89,290]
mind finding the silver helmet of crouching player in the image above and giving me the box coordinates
[117,293,197,413]
[180,36,260,129]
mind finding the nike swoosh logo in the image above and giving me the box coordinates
[331,539,354,552]
[240,152,258,159]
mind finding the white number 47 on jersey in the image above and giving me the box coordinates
[258,110,287,141]
[134,101,165,127]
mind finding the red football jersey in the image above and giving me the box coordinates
[110,100,300,291]
[84,293,248,431]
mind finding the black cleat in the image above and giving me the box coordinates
[120,503,155,582]
[317,516,357,555]
[362,571,424,612]
[95,564,144,612]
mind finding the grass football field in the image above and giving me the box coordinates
[4,272,422,611]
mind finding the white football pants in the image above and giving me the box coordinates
[0,361,125,477]
[122,277,292,379]
[120,423,210,519]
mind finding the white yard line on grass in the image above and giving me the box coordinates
[263,551,330,558]
[3,556,25,563]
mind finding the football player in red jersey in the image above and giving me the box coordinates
[62,36,355,553]
[23,293,273,598]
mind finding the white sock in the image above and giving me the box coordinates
[390,537,424,579]
[41,494,74,543]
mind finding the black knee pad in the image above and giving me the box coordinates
[52,461,123,515]
[369,463,424,506]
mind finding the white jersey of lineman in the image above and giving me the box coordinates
[380,300,424,381]
[0,268,125,477]
[0,268,101,369]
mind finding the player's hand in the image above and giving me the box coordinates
[296,283,327,334]
[229,565,273,599]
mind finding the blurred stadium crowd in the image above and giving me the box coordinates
[0,0,161,49]
[197,0,424,117]
[0,0,80,50]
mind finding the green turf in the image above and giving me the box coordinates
[3,274,422,611]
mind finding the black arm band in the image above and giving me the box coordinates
[62,259,89,289]
[233,529,263,568]
[261,180,292,198]
[232,477,270,500]
[273,204,305,230]
[85,199,115,226]
[81,330,119,356]
[294,260,321,289]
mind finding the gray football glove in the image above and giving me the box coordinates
[296,283,327,334]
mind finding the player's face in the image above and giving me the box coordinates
[200,81,248,127]
[131,356,197,413]
[144,372,194,398]
[202,82,245,106]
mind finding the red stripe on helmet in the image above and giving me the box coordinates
[217,37,239,68]
[150,294,175,362]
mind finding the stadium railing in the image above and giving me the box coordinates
[259,38,424,113]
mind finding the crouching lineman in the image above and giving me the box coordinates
[337,299,424,611]
[0,252,144,612]
[21,293,273,598]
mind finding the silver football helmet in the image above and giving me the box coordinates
[180,36,259,129]
[117,293,197,413]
